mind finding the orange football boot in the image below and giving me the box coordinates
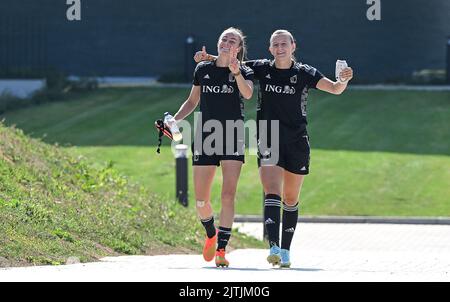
[215,249,229,267]
[202,229,218,262]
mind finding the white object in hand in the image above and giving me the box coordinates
[335,60,348,83]
[164,112,182,142]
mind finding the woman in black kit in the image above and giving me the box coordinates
[195,29,353,268]
[173,27,254,267]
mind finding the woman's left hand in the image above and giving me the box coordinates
[228,48,240,75]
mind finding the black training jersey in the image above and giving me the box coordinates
[245,59,323,143]
[193,60,254,123]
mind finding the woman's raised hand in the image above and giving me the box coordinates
[194,46,209,63]
[228,47,240,75]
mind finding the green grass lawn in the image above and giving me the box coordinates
[2,87,449,216]
[68,146,450,216]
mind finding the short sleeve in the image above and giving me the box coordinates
[192,63,203,86]
[300,64,324,89]
[240,64,254,82]
[244,59,270,80]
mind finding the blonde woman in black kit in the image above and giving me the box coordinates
[195,29,353,268]
[174,27,254,267]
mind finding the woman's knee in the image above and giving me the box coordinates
[282,192,299,205]
[221,191,236,205]
[282,198,299,206]
[264,185,282,196]
[261,179,282,195]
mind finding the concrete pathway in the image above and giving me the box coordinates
[1,222,449,282]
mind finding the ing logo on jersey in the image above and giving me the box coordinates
[228,73,236,83]
[202,85,235,94]
[265,84,296,95]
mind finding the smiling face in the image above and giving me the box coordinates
[269,33,296,61]
[217,31,241,57]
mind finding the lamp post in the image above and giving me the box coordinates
[175,144,188,207]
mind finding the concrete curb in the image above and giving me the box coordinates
[234,215,450,225]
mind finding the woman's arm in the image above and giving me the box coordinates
[316,67,353,95]
[229,48,253,100]
[173,85,201,121]
[194,46,216,63]
[234,74,254,100]
[194,46,254,66]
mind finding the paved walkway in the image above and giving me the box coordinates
[1,222,449,282]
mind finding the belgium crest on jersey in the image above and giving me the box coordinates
[290,75,297,84]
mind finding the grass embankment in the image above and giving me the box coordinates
[0,123,263,267]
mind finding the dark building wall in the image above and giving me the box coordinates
[0,0,449,82]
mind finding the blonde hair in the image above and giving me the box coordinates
[270,29,296,45]
[219,27,247,63]
[270,29,297,61]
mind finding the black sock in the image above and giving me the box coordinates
[281,202,299,250]
[200,216,216,238]
[264,194,281,248]
[217,226,232,251]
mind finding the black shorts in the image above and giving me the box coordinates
[191,141,245,166]
[257,135,310,175]
[192,153,245,166]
